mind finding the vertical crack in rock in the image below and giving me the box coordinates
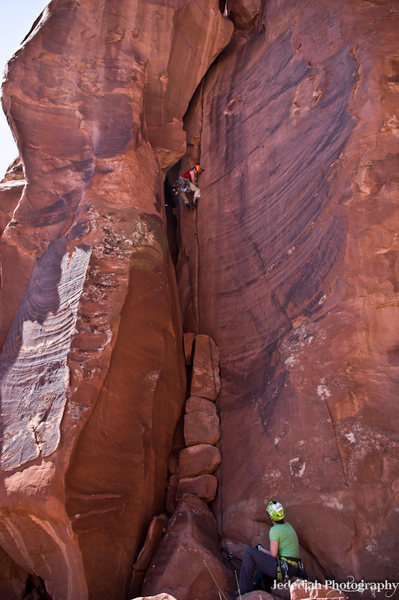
[0,241,91,470]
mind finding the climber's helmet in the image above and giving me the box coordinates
[194,164,204,174]
[266,500,285,522]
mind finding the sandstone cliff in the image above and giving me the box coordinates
[0,1,398,599]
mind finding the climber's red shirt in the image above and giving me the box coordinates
[182,169,193,180]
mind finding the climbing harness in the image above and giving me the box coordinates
[277,556,308,582]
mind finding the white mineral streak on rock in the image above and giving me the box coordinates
[0,244,91,470]
[289,457,306,477]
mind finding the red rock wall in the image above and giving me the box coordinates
[0,0,398,597]
[0,2,232,599]
[179,0,399,584]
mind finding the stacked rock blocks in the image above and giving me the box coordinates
[177,334,222,503]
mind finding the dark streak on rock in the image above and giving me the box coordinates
[79,94,134,158]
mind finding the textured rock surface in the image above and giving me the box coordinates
[180,0,399,585]
[0,161,25,235]
[0,546,27,600]
[183,332,195,365]
[129,514,169,598]
[179,443,221,478]
[177,474,218,502]
[241,592,273,600]
[142,495,234,599]
[132,595,177,600]
[184,410,220,446]
[190,334,221,400]
[0,2,232,599]
[290,581,348,600]
[0,0,398,596]
[185,396,218,414]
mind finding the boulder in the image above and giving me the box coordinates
[190,335,221,400]
[290,580,348,600]
[185,396,218,415]
[241,592,274,600]
[132,595,177,600]
[142,495,234,600]
[179,444,221,478]
[228,0,263,30]
[129,514,169,598]
[177,475,218,502]
[184,411,220,446]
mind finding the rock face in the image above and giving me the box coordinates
[190,334,221,400]
[241,593,273,600]
[129,514,169,598]
[0,0,398,597]
[133,596,177,600]
[142,495,234,600]
[0,2,232,599]
[290,581,348,600]
[179,0,399,585]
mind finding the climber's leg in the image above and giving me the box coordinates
[179,190,190,207]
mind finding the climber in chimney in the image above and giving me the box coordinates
[173,164,205,209]
[234,500,306,596]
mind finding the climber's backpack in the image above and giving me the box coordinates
[173,176,190,197]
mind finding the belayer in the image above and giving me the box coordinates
[173,164,205,208]
[234,500,307,596]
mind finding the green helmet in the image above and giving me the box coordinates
[266,500,285,521]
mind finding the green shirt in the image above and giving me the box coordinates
[269,521,299,558]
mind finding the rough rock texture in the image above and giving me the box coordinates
[133,595,176,600]
[165,473,180,515]
[0,160,25,235]
[190,334,221,400]
[134,594,176,600]
[185,396,218,414]
[290,581,348,600]
[0,0,398,597]
[177,474,218,502]
[165,335,222,513]
[241,593,273,600]
[183,332,195,365]
[179,0,399,586]
[142,495,234,600]
[129,514,169,598]
[0,546,27,600]
[184,410,220,446]
[179,443,221,477]
[0,2,232,599]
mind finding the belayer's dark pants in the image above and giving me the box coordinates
[238,547,299,594]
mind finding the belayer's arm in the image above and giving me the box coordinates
[257,540,278,557]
